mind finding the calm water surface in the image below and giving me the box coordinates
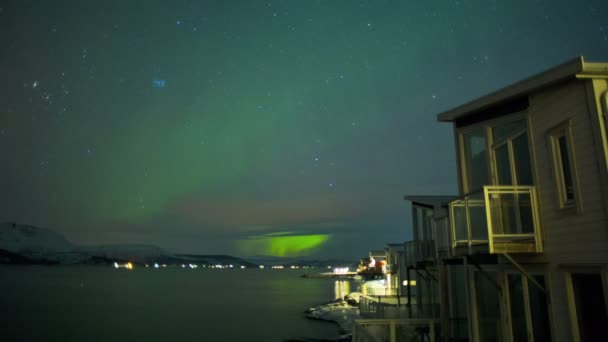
[0,266,355,342]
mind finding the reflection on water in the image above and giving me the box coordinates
[0,267,343,341]
[334,280,351,299]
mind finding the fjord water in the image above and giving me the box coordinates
[0,266,347,341]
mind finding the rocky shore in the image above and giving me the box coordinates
[286,292,362,342]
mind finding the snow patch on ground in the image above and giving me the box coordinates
[306,292,362,334]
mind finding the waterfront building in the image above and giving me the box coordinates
[354,56,608,342]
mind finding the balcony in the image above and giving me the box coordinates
[449,186,542,254]
[353,318,440,342]
[360,295,440,319]
[434,216,450,259]
[404,239,435,266]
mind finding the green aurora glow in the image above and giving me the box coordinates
[2,1,608,257]
[237,233,331,257]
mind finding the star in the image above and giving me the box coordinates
[153,79,166,88]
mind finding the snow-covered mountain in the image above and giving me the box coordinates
[0,222,85,263]
[0,222,75,253]
[0,222,254,266]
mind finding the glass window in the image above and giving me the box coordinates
[462,128,489,192]
[493,119,526,143]
[528,276,552,342]
[557,135,574,200]
[571,273,608,341]
[475,272,503,342]
[512,133,533,185]
[449,266,469,340]
[549,125,577,208]
[508,274,528,342]
[495,143,512,185]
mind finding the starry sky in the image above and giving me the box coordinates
[2,0,608,259]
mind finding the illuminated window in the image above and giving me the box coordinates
[548,122,577,209]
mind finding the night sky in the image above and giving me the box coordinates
[2,1,608,259]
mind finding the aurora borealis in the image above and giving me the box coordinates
[1,1,608,258]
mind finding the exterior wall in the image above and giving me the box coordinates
[527,79,608,341]
[445,78,608,342]
[589,79,608,216]
[527,79,608,264]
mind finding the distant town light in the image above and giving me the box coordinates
[333,267,349,275]
[113,261,133,270]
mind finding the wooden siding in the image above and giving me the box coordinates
[527,79,608,264]
[590,79,608,217]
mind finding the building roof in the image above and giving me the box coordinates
[403,195,456,208]
[369,250,386,258]
[437,56,608,123]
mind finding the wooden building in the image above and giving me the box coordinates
[434,56,608,342]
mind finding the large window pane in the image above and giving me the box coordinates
[572,273,608,341]
[517,193,534,234]
[513,133,533,185]
[493,119,526,143]
[495,144,512,185]
[508,274,527,342]
[449,266,469,340]
[475,272,502,342]
[463,128,489,192]
[528,276,552,342]
[558,135,574,200]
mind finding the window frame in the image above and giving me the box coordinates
[547,121,580,211]
[457,112,531,194]
[564,269,608,342]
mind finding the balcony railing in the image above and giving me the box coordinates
[484,186,543,253]
[360,295,440,320]
[353,318,439,342]
[449,186,542,254]
[449,191,488,249]
[404,239,435,266]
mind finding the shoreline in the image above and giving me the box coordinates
[289,292,362,342]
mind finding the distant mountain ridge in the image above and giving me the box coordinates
[0,222,255,267]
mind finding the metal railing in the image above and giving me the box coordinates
[363,286,399,297]
[404,240,435,266]
[360,296,440,320]
[484,186,542,253]
[449,191,488,248]
[353,318,440,342]
[448,186,542,254]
